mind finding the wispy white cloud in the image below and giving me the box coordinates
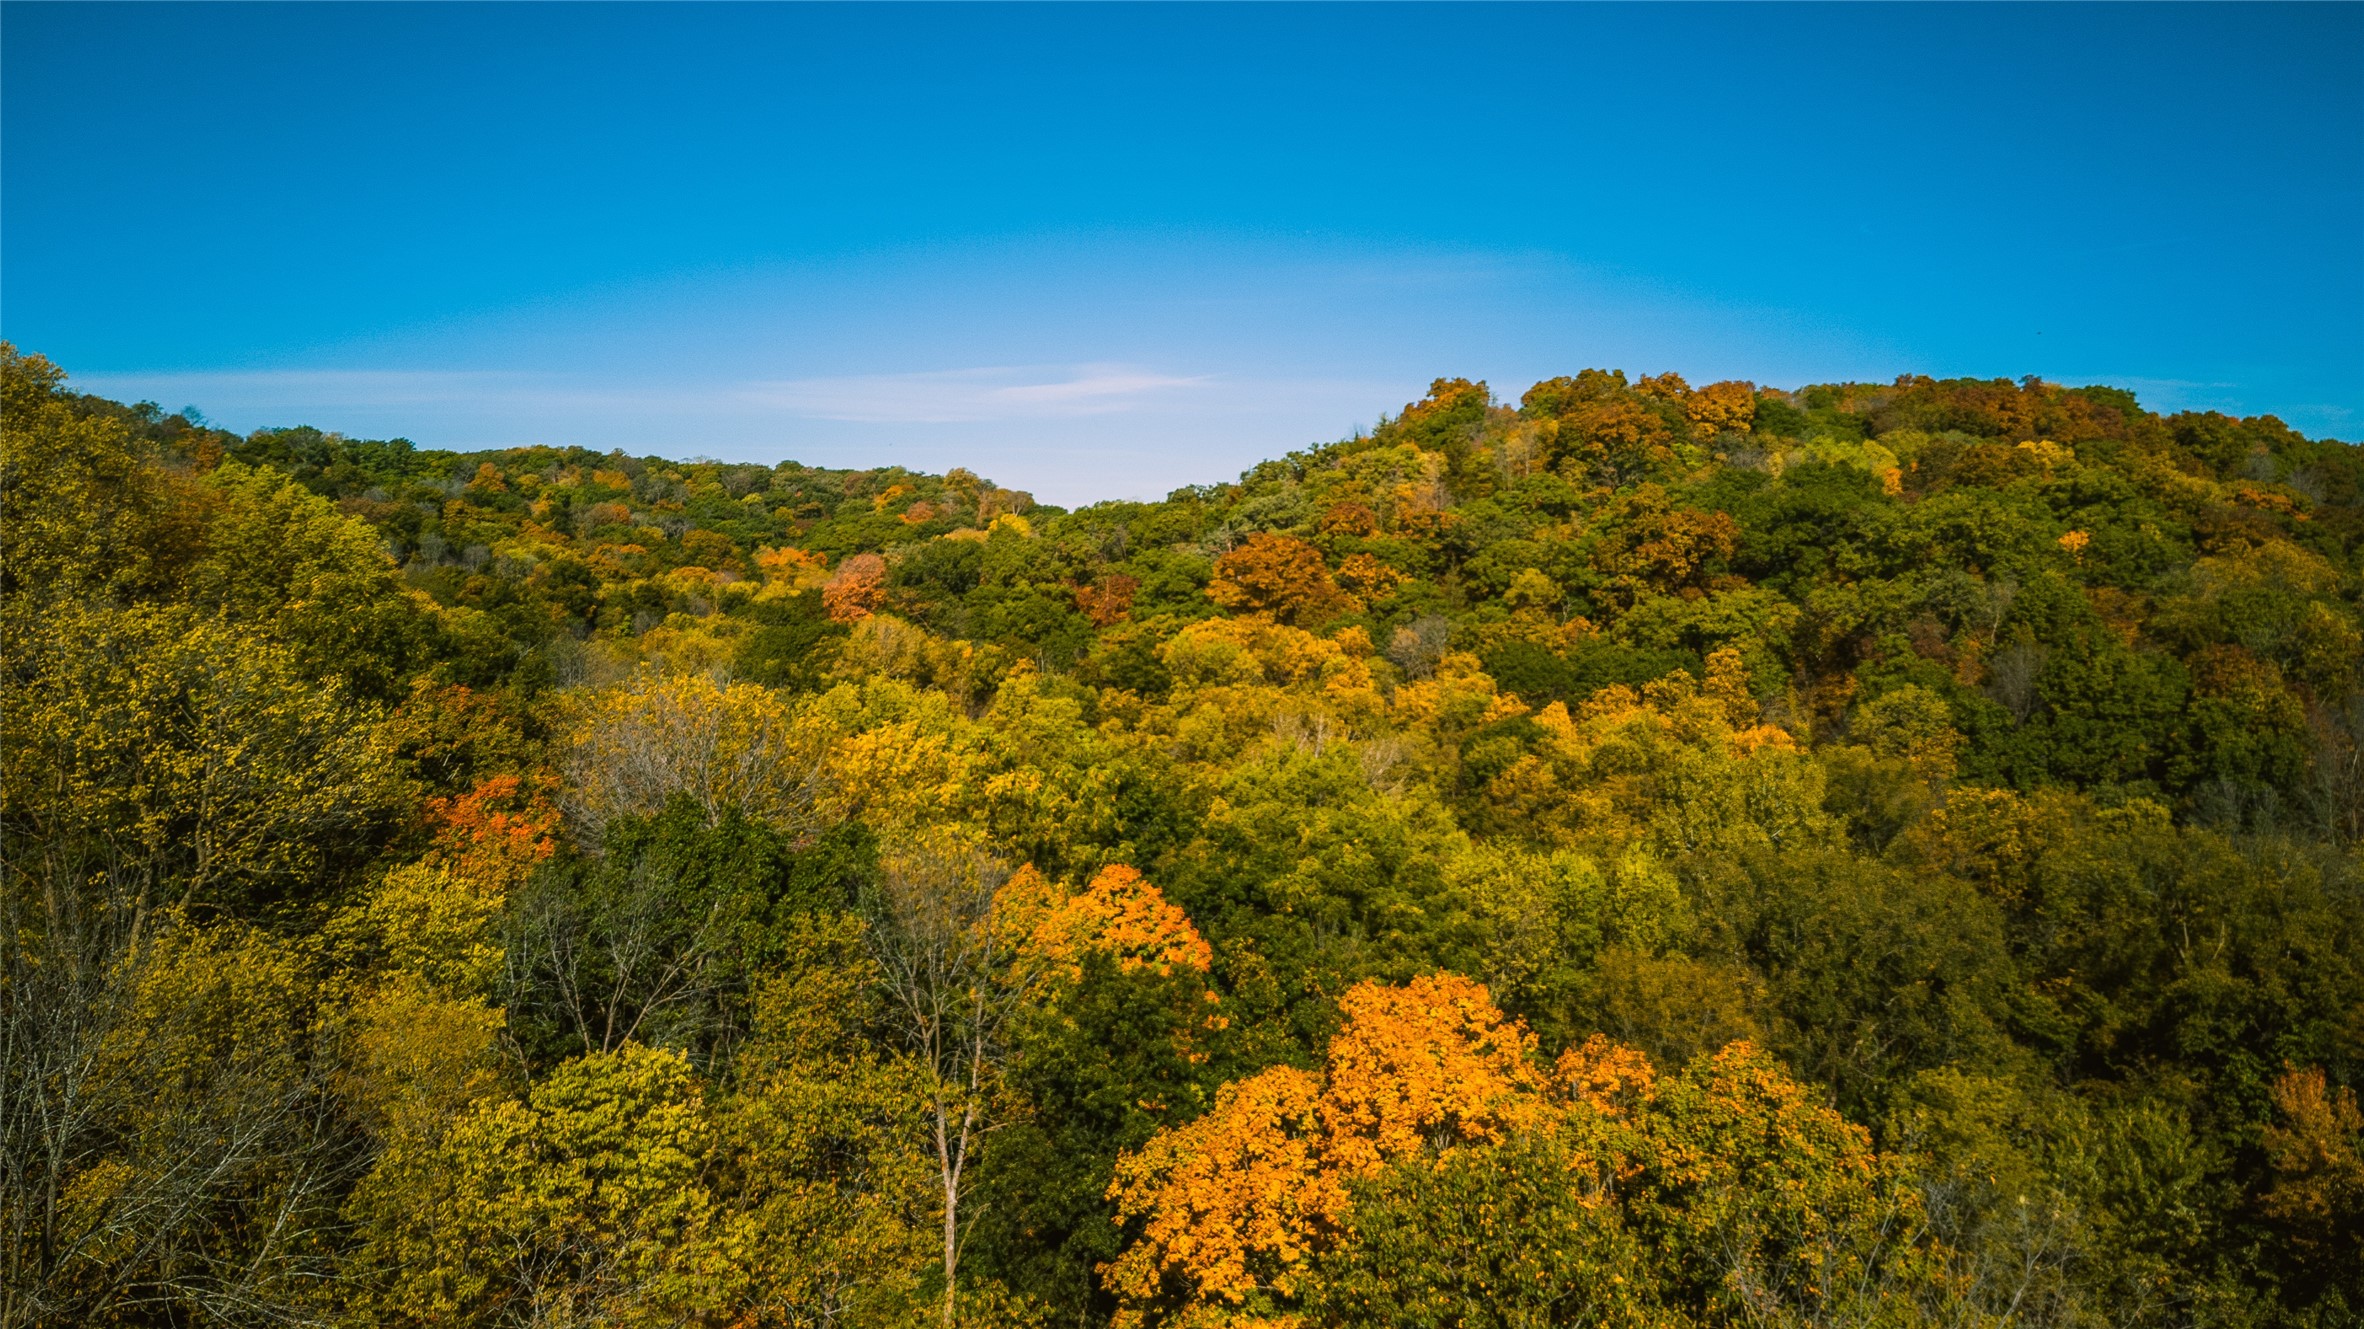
[738,364,1211,423]
[78,368,531,408]
[72,368,713,424]
[80,363,1217,428]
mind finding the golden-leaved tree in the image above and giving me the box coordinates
[1,604,405,1326]
[563,668,830,840]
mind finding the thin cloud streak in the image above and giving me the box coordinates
[72,368,719,421]
[78,364,1218,427]
[738,365,1212,424]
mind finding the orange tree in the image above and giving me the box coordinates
[970,865,1232,1323]
[1207,532,1359,627]
[1106,974,1978,1329]
[1102,973,1542,1326]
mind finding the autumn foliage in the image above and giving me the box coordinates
[1106,977,1958,1328]
[1207,531,1359,626]
[824,550,889,621]
[1104,975,1541,1322]
[1022,864,1214,980]
[8,339,2363,1327]
[2262,1064,2364,1260]
[421,773,558,892]
[1074,573,1139,627]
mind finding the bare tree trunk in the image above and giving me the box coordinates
[860,840,1039,1329]
[942,1122,960,1329]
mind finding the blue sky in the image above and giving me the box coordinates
[5,3,2359,506]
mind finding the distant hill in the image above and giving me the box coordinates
[48,354,2364,819]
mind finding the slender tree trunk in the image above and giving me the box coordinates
[863,846,1033,1329]
[941,1158,958,1329]
[933,1094,958,1329]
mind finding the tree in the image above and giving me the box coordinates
[1,922,353,1327]
[334,851,524,1326]
[1207,532,1359,627]
[1015,864,1214,983]
[1104,973,1538,1326]
[1561,396,1677,488]
[364,1043,723,1327]
[826,552,891,622]
[0,342,204,606]
[7,343,2364,1326]
[1,602,404,1321]
[1382,378,1497,498]
[187,460,441,701]
[973,866,1228,1324]
[2260,1064,2364,1285]
[712,914,939,1328]
[1850,683,1965,782]
[1110,985,1978,1329]
[862,842,1047,1327]
[1591,486,1740,603]
[1688,379,1759,440]
[562,668,829,842]
[3,601,403,935]
[1316,1038,1977,1328]
[504,798,836,1068]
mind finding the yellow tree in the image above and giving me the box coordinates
[0,342,203,605]
[710,914,940,1328]
[362,1043,725,1326]
[1687,379,1758,440]
[335,771,552,1323]
[2261,1064,2364,1265]
[563,669,829,840]
[1558,398,1677,489]
[1309,1038,1976,1328]
[187,460,439,699]
[2,921,348,1326]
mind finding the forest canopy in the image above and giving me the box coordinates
[4,341,2361,1328]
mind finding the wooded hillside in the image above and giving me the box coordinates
[6,341,2360,1328]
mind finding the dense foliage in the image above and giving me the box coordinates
[5,340,2361,1328]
